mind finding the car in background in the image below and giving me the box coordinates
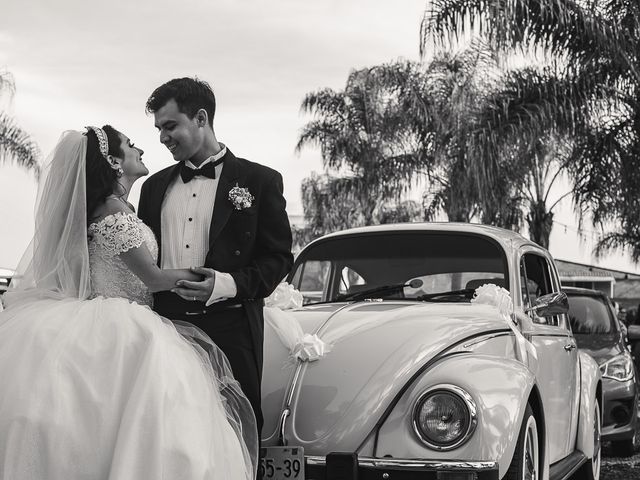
[564,286,638,456]
[262,223,602,480]
[0,268,14,311]
[0,268,13,295]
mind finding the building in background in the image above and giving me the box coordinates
[557,259,640,321]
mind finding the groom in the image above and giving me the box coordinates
[138,77,293,437]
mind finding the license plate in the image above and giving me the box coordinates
[260,446,305,479]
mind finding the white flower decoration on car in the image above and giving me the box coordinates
[471,283,513,317]
[228,184,254,210]
[265,282,304,310]
[264,282,331,363]
[470,282,534,366]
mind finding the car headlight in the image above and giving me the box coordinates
[412,384,477,451]
[600,353,634,382]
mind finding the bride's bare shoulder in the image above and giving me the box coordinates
[89,197,135,225]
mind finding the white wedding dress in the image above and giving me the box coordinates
[0,211,257,479]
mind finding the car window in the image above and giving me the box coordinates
[338,266,366,296]
[291,260,331,305]
[567,295,615,334]
[520,253,560,326]
[290,232,508,304]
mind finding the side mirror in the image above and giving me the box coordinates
[526,291,569,317]
[628,325,640,342]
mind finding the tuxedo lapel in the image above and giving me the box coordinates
[209,149,242,246]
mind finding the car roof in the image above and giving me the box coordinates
[308,222,539,253]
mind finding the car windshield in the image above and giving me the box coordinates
[290,232,509,305]
[567,294,615,334]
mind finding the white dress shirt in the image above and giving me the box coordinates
[160,145,237,305]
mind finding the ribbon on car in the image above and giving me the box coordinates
[471,284,534,366]
[264,283,331,363]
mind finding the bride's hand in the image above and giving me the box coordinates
[172,267,215,302]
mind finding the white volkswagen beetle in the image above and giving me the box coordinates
[261,223,602,480]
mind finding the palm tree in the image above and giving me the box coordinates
[297,44,587,246]
[297,66,423,227]
[291,173,423,250]
[299,173,372,239]
[374,48,525,229]
[0,71,40,176]
[422,0,640,257]
[517,136,574,248]
[297,50,526,236]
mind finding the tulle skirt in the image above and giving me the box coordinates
[0,295,257,480]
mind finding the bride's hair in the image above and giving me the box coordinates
[85,125,125,224]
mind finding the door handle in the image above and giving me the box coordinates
[564,343,577,352]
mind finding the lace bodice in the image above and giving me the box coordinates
[88,212,158,306]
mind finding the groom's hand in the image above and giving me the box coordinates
[172,267,215,302]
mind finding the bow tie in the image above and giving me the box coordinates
[180,158,224,183]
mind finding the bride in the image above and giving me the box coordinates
[0,127,257,479]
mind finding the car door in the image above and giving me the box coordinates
[519,250,578,462]
[549,261,581,454]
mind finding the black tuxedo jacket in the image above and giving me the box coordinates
[138,148,294,367]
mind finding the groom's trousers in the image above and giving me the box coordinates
[160,301,264,437]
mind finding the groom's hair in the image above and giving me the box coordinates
[145,77,216,128]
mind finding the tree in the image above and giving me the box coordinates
[423,0,640,257]
[516,135,573,248]
[297,50,525,240]
[296,43,584,247]
[0,71,39,176]
[296,66,424,240]
[298,173,370,242]
[291,172,423,251]
[374,48,526,230]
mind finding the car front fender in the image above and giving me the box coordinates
[375,353,539,478]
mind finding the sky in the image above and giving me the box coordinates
[0,0,638,274]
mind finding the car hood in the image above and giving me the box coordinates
[262,301,513,452]
[573,333,623,365]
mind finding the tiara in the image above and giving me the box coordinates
[85,126,123,175]
[85,126,109,158]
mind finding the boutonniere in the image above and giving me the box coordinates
[228,184,254,210]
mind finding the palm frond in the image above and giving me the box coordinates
[569,117,635,222]
[464,63,615,197]
[423,0,635,71]
[596,230,640,262]
[0,71,16,98]
[0,113,40,177]
[299,89,347,124]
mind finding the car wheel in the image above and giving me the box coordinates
[505,404,538,480]
[574,399,601,480]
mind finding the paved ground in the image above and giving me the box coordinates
[601,444,640,480]
[602,457,640,480]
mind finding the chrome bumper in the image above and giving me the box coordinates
[305,455,499,479]
[306,456,497,470]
